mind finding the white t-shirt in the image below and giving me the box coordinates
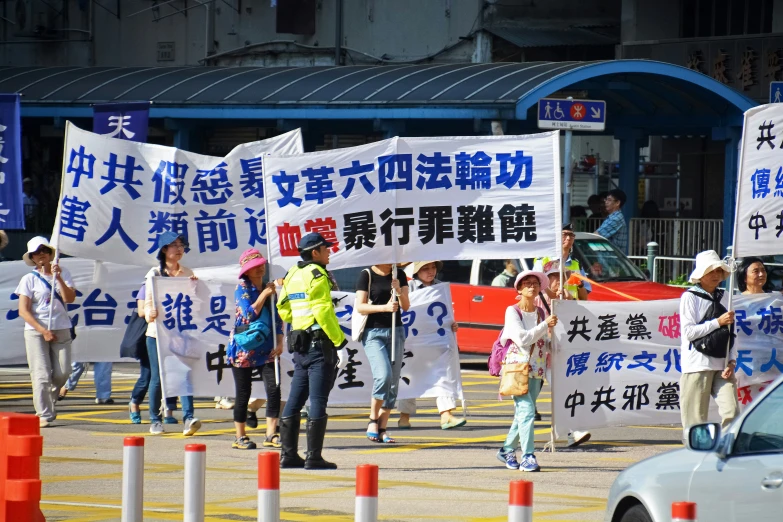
[14,268,75,331]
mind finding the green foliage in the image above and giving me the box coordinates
[667,273,693,286]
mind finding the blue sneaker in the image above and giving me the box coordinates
[163,416,178,425]
[496,449,519,470]
[519,453,540,472]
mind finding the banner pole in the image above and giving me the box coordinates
[260,154,281,386]
[391,263,397,364]
[47,122,71,333]
[148,276,171,409]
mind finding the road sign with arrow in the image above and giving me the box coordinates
[537,98,606,131]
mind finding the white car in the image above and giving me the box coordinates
[604,374,783,522]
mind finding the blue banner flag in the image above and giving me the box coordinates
[0,93,24,230]
[92,102,150,143]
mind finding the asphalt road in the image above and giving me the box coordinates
[0,361,682,522]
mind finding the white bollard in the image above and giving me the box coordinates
[672,502,696,522]
[257,452,280,522]
[508,480,533,522]
[121,437,144,522]
[184,444,206,522]
[355,464,378,522]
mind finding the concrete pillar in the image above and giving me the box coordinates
[173,127,192,151]
[472,30,492,64]
[723,127,741,255]
[618,134,643,223]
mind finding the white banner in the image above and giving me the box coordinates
[51,123,303,267]
[262,133,561,278]
[153,277,464,404]
[735,103,783,257]
[551,295,783,437]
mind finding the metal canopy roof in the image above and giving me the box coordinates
[2,61,756,130]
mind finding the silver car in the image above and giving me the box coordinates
[604,374,783,522]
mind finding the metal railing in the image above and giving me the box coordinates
[628,218,723,259]
[652,256,697,286]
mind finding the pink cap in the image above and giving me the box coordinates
[238,248,267,278]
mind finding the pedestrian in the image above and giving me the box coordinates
[277,233,348,469]
[355,262,410,444]
[143,231,201,436]
[491,259,518,287]
[15,236,76,428]
[397,261,465,430]
[737,257,774,294]
[496,270,557,472]
[679,250,739,435]
[587,194,605,218]
[595,189,628,253]
[227,248,284,450]
[59,362,113,404]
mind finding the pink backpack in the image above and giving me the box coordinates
[488,306,545,377]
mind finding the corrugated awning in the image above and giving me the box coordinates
[483,24,618,48]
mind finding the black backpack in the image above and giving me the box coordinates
[689,288,734,358]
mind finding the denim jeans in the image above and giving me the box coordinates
[282,333,336,419]
[361,327,404,410]
[130,346,176,410]
[66,362,113,399]
[502,378,543,455]
[146,337,193,422]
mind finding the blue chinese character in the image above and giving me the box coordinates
[663,348,681,373]
[735,309,753,336]
[415,152,452,190]
[152,161,189,205]
[760,347,783,373]
[594,352,625,373]
[101,153,144,200]
[5,293,19,320]
[339,160,376,198]
[161,292,197,332]
[736,349,754,376]
[95,207,139,251]
[83,288,118,326]
[239,157,264,199]
[751,168,772,199]
[147,211,190,254]
[758,305,783,334]
[125,289,140,325]
[775,167,783,197]
[496,151,534,189]
[203,296,231,336]
[191,162,233,205]
[401,310,418,338]
[66,145,96,187]
[566,352,590,377]
[302,166,337,204]
[59,196,92,242]
[244,207,267,247]
[627,350,657,372]
[378,154,412,192]
[272,170,302,208]
[195,208,237,253]
[335,304,353,337]
[454,151,492,190]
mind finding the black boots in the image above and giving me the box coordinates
[279,415,305,469]
[304,416,337,470]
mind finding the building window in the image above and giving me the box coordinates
[682,0,773,37]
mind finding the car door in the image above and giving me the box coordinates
[465,259,518,353]
[688,382,783,521]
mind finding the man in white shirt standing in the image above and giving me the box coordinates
[679,250,739,435]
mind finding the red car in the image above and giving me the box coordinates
[439,233,686,354]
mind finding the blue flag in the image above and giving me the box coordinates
[0,93,24,230]
[92,102,150,143]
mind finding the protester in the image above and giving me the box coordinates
[227,249,284,450]
[22,177,39,221]
[356,262,410,444]
[496,271,557,472]
[397,261,465,430]
[277,233,348,469]
[595,189,628,253]
[492,260,518,287]
[587,194,605,218]
[144,231,201,436]
[533,224,590,301]
[15,236,76,427]
[59,362,113,404]
[679,250,739,434]
[738,257,774,294]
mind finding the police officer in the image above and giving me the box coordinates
[533,223,590,301]
[277,232,347,470]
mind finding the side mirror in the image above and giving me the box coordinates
[686,423,721,451]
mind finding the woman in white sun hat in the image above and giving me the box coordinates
[679,250,739,436]
[15,236,77,428]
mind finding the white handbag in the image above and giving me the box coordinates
[351,269,372,342]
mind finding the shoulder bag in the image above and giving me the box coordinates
[498,307,546,397]
[351,268,373,342]
[689,288,734,358]
[32,270,76,341]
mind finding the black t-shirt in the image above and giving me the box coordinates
[355,267,408,329]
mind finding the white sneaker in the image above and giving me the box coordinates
[39,418,51,428]
[183,418,202,436]
[149,422,164,435]
[567,430,591,447]
[215,398,234,410]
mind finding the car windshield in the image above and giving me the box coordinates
[571,238,647,283]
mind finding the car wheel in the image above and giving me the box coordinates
[619,504,652,522]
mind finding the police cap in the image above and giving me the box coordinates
[298,232,335,252]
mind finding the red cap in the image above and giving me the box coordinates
[356,464,378,497]
[258,452,280,490]
[185,444,206,452]
[672,502,696,520]
[509,480,533,507]
[124,437,145,447]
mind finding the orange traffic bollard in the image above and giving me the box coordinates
[0,412,45,522]
[672,501,696,521]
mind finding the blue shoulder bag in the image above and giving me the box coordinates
[233,304,274,361]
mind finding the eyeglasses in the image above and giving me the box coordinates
[169,242,186,249]
[519,281,541,288]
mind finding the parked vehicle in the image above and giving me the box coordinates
[604,373,783,522]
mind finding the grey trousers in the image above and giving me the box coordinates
[24,329,71,421]
[680,370,740,431]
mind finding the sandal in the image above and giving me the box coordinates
[263,433,281,448]
[378,429,395,444]
[366,418,380,442]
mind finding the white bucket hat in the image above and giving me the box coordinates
[22,236,54,266]
[689,250,731,284]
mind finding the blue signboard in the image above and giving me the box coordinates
[770,82,783,103]
[0,93,24,230]
[537,98,606,131]
[93,102,150,143]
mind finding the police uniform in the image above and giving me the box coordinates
[533,255,587,300]
[277,233,347,470]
